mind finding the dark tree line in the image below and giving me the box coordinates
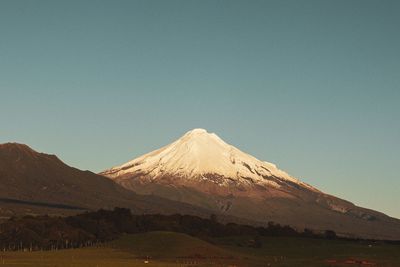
[0,208,339,251]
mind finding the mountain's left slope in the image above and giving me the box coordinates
[0,143,213,218]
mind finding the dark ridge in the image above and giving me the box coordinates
[0,142,62,162]
[0,142,32,149]
[0,143,36,155]
[0,198,87,211]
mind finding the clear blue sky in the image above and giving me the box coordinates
[1,1,399,218]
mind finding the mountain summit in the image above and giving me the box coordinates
[101,129,400,240]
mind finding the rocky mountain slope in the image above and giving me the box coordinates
[0,143,214,219]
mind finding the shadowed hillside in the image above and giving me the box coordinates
[0,143,221,220]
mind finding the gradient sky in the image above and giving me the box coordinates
[1,1,399,218]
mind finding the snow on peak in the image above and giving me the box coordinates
[102,128,316,191]
[186,128,208,134]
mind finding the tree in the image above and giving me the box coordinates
[324,230,337,239]
[253,235,263,248]
[210,214,217,223]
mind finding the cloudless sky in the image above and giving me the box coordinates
[1,0,399,218]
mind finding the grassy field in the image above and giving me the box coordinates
[0,231,399,267]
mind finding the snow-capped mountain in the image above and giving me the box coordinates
[101,129,400,240]
[102,128,316,197]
